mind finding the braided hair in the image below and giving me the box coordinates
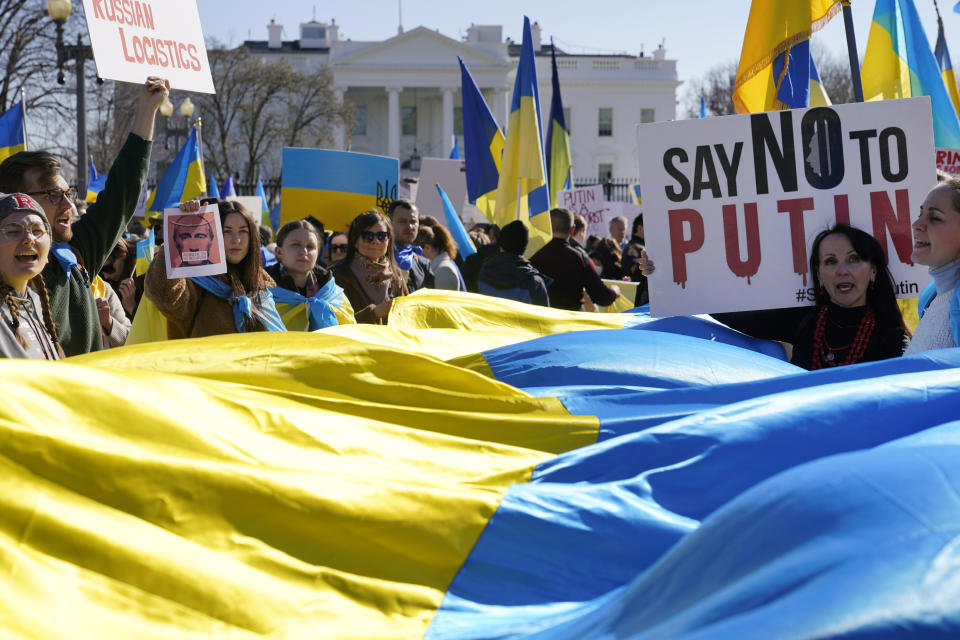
[0,275,62,357]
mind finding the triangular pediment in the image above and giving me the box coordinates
[332,26,507,69]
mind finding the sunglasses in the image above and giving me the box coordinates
[360,230,389,243]
[27,187,77,204]
[330,243,348,252]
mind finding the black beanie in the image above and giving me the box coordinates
[498,220,529,256]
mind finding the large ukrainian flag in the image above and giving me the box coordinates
[494,17,552,244]
[280,148,399,231]
[459,57,504,222]
[0,100,26,164]
[146,126,206,213]
[4,289,960,638]
[862,0,960,148]
[733,1,841,113]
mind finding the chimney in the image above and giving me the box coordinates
[530,21,542,51]
[653,39,666,60]
[267,19,282,49]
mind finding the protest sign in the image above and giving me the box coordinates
[936,148,960,177]
[281,148,399,232]
[637,98,934,317]
[163,204,225,278]
[81,0,214,93]
[416,158,467,221]
[556,185,608,237]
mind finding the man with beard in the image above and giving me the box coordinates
[0,77,168,355]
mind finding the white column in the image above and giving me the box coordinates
[386,86,401,159]
[494,88,509,129]
[441,87,454,156]
[333,87,346,150]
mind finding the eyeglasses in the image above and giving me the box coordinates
[330,243,348,253]
[0,223,47,241]
[27,187,76,204]
[360,230,389,243]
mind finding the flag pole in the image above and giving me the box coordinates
[841,0,865,102]
[194,117,207,196]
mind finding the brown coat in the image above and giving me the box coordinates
[144,246,276,338]
[330,260,407,324]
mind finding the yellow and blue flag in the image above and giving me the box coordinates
[545,40,572,205]
[436,183,476,258]
[256,177,271,229]
[862,0,960,148]
[494,17,552,240]
[85,161,107,203]
[280,148,399,231]
[5,289,960,637]
[809,54,833,106]
[220,173,236,198]
[935,14,960,120]
[146,126,206,213]
[207,170,220,199]
[458,56,504,221]
[733,0,841,113]
[134,229,154,277]
[0,100,26,164]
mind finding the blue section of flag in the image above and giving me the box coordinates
[281,148,398,195]
[0,100,25,151]
[458,57,503,205]
[426,332,960,638]
[207,171,220,199]
[699,96,707,118]
[436,184,475,258]
[220,174,236,198]
[449,137,460,160]
[771,38,811,109]
[269,202,281,232]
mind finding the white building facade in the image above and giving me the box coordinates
[244,20,679,182]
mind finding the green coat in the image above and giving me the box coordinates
[43,134,151,357]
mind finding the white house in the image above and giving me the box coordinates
[243,19,679,182]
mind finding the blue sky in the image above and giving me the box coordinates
[196,0,951,101]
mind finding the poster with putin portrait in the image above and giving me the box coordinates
[163,204,226,278]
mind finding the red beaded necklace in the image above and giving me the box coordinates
[811,305,876,369]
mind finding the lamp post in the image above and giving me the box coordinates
[160,96,195,151]
[47,0,99,196]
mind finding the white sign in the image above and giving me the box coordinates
[164,204,226,278]
[556,185,608,237]
[82,0,215,93]
[415,158,467,221]
[637,98,934,317]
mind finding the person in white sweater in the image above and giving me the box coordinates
[905,179,960,354]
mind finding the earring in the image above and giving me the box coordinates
[869,281,875,293]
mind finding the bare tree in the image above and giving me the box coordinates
[812,45,854,105]
[683,59,738,118]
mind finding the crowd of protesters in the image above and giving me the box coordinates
[0,76,957,370]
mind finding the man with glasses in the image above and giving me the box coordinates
[0,77,168,356]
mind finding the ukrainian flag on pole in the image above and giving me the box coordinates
[862,0,960,148]
[733,1,841,113]
[85,162,107,203]
[935,14,960,121]
[494,17,552,242]
[459,57,504,221]
[256,177,271,229]
[0,100,26,164]
[146,126,206,213]
[546,40,573,205]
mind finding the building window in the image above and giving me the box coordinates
[302,26,326,40]
[454,107,463,135]
[598,108,613,136]
[641,108,655,123]
[353,106,366,136]
[563,107,571,133]
[402,106,417,136]
[598,163,613,181]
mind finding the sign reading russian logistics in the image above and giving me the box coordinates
[637,98,934,317]
[82,0,215,93]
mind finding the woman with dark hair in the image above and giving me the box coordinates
[589,237,625,280]
[640,224,907,369]
[905,179,960,353]
[145,200,283,338]
[417,224,465,291]
[324,231,348,266]
[99,237,142,318]
[331,210,408,324]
